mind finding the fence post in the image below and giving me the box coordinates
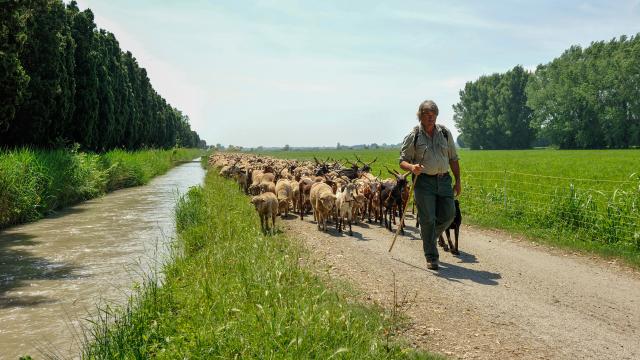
[503,170,508,212]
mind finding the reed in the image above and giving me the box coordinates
[0,147,204,229]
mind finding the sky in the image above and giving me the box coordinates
[70,0,640,148]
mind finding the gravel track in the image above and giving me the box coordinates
[282,213,640,359]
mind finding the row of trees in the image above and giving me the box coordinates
[1,0,204,151]
[454,34,640,149]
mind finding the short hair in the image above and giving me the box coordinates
[417,100,439,116]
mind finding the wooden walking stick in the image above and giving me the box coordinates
[388,173,419,252]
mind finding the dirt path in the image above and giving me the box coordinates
[281,213,640,360]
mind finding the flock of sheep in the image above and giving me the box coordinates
[209,152,412,236]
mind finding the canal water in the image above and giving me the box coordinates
[0,160,206,359]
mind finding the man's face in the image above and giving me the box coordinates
[419,110,437,129]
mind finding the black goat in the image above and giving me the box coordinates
[338,159,360,180]
[313,156,331,177]
[354,154,377,173]
[380,168,410,235]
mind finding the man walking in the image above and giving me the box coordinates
[399,100,461,270]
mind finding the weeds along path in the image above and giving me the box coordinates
[281,214,640,360]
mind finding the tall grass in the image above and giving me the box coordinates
[259,148,640,266]
[0,147,204,229]
[81,170,438,359]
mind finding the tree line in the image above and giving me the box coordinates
[454,34,640,149]
[0,0,204,151]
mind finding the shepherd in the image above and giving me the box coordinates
[398,100,461,270]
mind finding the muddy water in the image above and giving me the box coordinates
[0,160,205,359]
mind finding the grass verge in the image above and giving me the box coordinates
[0,147,205,229]
[81,169,440,359]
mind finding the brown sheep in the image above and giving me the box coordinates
[250,192,278,234]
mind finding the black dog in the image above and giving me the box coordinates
[438,199,462,255]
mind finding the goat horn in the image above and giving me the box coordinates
[385,165,400,176]
[384,165,397,176]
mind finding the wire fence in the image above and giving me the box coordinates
[461,170,640,250]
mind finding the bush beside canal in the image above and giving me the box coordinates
[0,147,204,229]
[81,170,439,359]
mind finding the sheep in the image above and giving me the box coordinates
[309,182,336,232]
[250,192,278,234]
[275,179,293,218]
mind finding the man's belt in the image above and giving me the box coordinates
[422,172,449,178]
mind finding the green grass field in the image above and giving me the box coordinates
[81,169,439,359]
[258,148,640,266]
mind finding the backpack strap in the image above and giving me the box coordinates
[413,125,448,150]
[437,124,448,140]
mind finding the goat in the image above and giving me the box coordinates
[298,177,315,220]
[232,166,249,194]
[313,156,331,177]
[335,183,357,235]
[380,168,410,235]
[275,179,293,218]
[354,154,377,175]
[289,180,300,214]
[310,182,336,232]
[351,190,367,225]
[248,169,265,195]
[258,180,276,195]
[250,192,278,234]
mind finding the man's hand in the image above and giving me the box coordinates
[411,164,424,176]
[453,181,462,197]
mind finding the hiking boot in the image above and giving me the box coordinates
[427,260,439,270]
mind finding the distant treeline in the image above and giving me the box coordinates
[1,0,204,151]
[454,35,640,149]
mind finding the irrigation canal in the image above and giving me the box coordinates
[0,160,205,359]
